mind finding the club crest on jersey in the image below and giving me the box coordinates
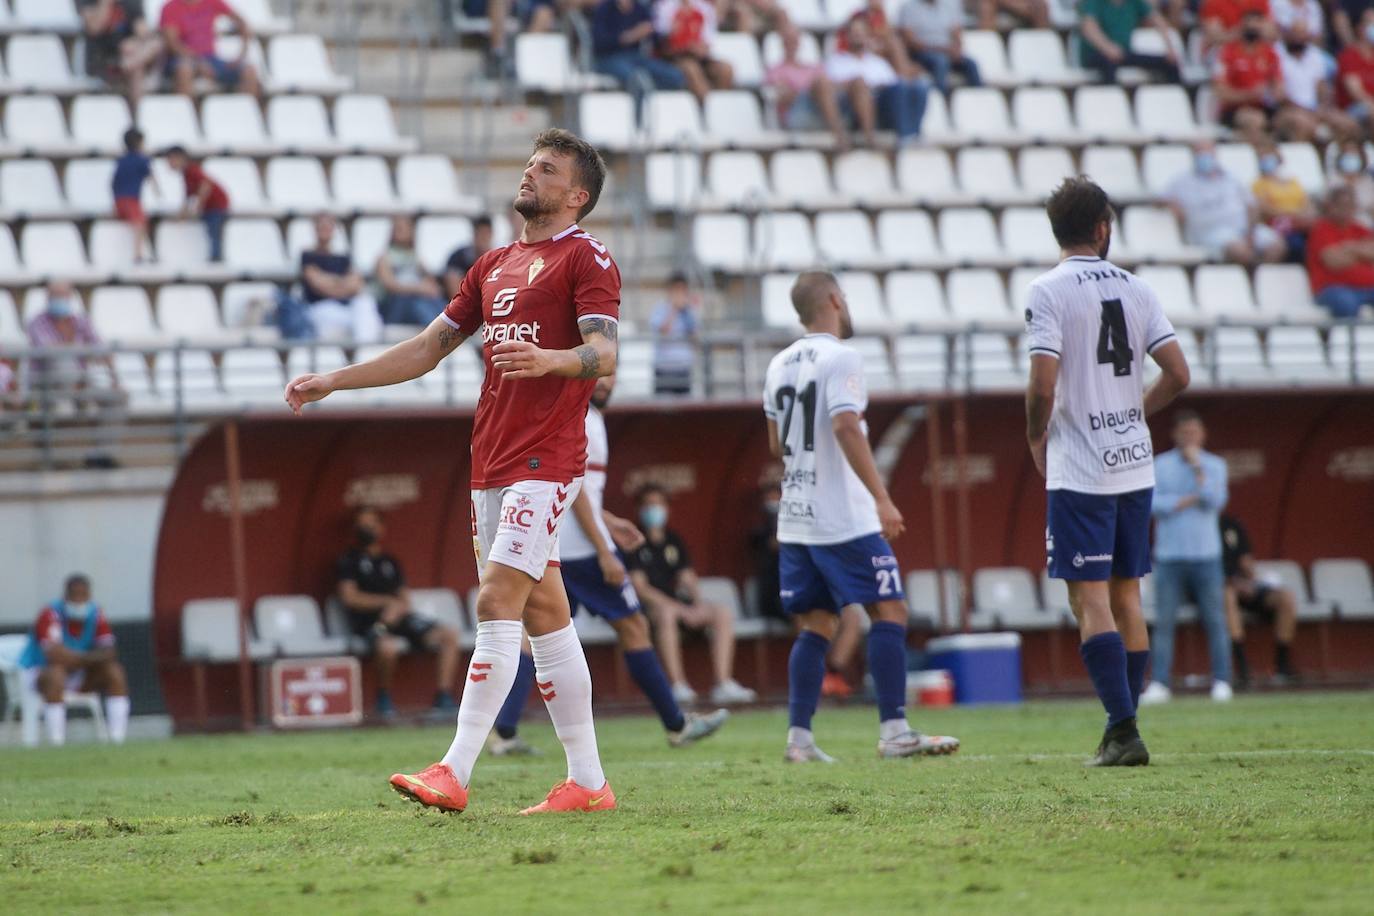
[492,286,518,317]
[528,257,545,284]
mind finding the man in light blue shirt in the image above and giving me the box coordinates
[1141,410,1232,704]
[650,272,700,396]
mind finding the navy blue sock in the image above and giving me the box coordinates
[1080,632,1134,728]
[788,630,830,730]
[624,647,686,733]
[494,651,535,740]
[1126,650,1150,712]
[866,621,909,723]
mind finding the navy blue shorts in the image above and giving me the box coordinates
[561,554,641,621]
[779,533,904,615]
[1046,488,1153,581]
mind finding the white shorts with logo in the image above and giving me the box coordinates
[471,478,582,582]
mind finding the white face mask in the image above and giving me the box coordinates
[63,601,91,620]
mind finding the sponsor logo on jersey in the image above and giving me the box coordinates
[510,541,524,555]
[482,320,542,344]
[1101,437,1153,470]
[491,286,518,317]
[1088,407,1144,436]
[781,468,817,491]
[871,555,898,568]
[780,497,816,523]
[500,504,534,532]
[528,257,545,284]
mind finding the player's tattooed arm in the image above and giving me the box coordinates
[436,325,467,354]
[286,314,462,412]
[573,316,619,379]
[491,316,618,380]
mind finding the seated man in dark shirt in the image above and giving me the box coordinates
[337,506,460,717]
[1220,514,1300,687]
[298,214,384,343]
[443,214,495,299]
[628,484,756,707]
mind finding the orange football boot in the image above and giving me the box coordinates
[389,763,468,813]
[519,779,617,815]
[821,672,854,699]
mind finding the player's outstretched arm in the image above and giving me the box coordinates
[490,317,618,380]
[284,315,466,414]
[1142,339,1190,418]
[1025,354,1059,478]
[833,410,905,541]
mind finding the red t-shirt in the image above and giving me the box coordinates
[1215,41,1281,110]
[663,4,705,54]
[1306,219,1374,291]
[1200,0,1270,28]
[836,8,891,52]
[160,0,233,57]
[443,224,621,489]
[1336,46,1374,109]
[33,605,116,651]
[183,162,229,212]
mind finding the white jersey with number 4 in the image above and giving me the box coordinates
[763,333,882,545]
[557,405,614,562]
[1024,255,1178,495]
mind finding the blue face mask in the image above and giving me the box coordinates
[640,505,668,529]
[47,298,74,318]
[1339,152,1364,175]
[1194,153,1218,175]
[1365,22,1374,43]
[1259,155,1280,176]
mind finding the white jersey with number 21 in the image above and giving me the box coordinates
[763,333,882,546]
[1024,255,1178,495]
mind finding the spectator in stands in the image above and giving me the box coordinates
[1337,9,1374,133]
[1164,140,1287,264]
[826,17,931,143]
[112,128,158,265]
[1305,184,1374,317]
[1252,141,1315,261]
[374,215,447,327]
[897,0,983,95]
[718,0,787,33]
[165,146,229,263]
[1220,514,1301,688]
[79,0,164,106]
[844,0,922,81]
[1076,0,1181,84]
[976,0,1050,30]
[337,506,461,718]
[1329,139,1374,215]
[1271,0,1323,39]
[19,574,131,746]
[1331,0,1368,48]
[287,214,385,343]
[1213,10,1288,143]
[26,282,123,411]
[650,272,700,395]
[1277,19,1360,142]
[591,0,687,102]
[766,25,851,148]
[654,0,734,101]
[1200,0,1273,53]
[628,484,757,705]
[1140,410,1233,706]
[160,0,261,97]
[443,215,495,299]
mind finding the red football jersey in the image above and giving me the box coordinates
[443,223,621,489]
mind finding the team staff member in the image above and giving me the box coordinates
[1220,514,1301,687]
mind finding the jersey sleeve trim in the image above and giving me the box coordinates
[439,313,465,331]
[828,401,862,417]
[1146,332,1177,353]
[577,313,619,324]
[1027,346,1060,357]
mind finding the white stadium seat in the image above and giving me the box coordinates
[896,147,969,205]
[204,157,271,215]
[182,599,272,662]
[1212,326,1268,384]
[1277,141,1324,193]
[918,90,957,143]
[974,567,1057,630]
[222,282,281,336]
[816,210,885,269]
[951,87,1018,142]
[1018,146,1076,199]
[1081,145,1147,202]
[833,149,900,207]
[224,218,291,274]
[938,208,1008,267]
[1267,327,1341,384]
[761,273,799,330]
[64,158,115,215]
[20,222,89,276]
[711,33,764,87]
[905,570,963,628]
[0,160,66,217]
[945,268,1014,324]
[1008,30,1087,85]
[770,150,843,208]
[1312,559,1374,619]
[266,156,333,212]
[835,270,890,330]
[694,213,751,272]
[705,150,772,208]
[14,0,80,29]
[331,156,397,212]
[1194,264,1258,321]
[1073,86,1142,143]
[349,216,393,273]
[961,30,1013,87]
[1217,142,1260,187]
[415,216,473,274]
[895,333,950,388]
[334,94,416,154]
[704,90,781,148]
[957,147,1031,205]
[89,220,146,270]
[267,95,338,153]
[90,286,162,345]
[956,332,1022,390]
[646,152,703,210]
[1135,84,1210,141]
[646,91,707,149]
[578,92,638,152]
[222,348,288,405]
[395,155,478,213]
[155,348,223,407]
[3,95,73,153]
[1012,87,1077,142]
[1253,560,1332,620]
[253,595,348,655]
[1135,265,1201,324]
[1121,205,1204,264]
[1254,264,1325,321]
[268,34,349,92]
[0,291,23,344]
[1001,207,1059,263]
[515,32,586,92]
[201,94,272,154]
[876,209,945,268]
[1141,143,1193,196]
[753,211,816,270]
[6,34,86,91]
[886,270,949,326]
[156,285,232,343]
[137,95,203,150]
[154,220,212,269]
[70,95,132,154]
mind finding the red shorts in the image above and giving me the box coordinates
[114,196,146,227]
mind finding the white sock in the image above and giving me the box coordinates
[879,718,910,741]
[44,703,66,746]
[530,623,606,790]
[787,726,814,748]
[106,695,131,744]
[440,619,522,786]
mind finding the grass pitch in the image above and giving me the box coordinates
[2,692,1372,914]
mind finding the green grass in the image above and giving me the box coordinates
[2,693,1373,915]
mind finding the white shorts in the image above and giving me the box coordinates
[472,478,583,582]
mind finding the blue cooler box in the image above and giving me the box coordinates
[922,633,1022,705]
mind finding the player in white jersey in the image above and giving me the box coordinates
[1025,177,1191,767]
[764,271,960,763]
[490,375,730,750]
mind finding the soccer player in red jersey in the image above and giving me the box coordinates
[285,129,620,815]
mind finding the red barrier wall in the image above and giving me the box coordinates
[154,392,1374,726]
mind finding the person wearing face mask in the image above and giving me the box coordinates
[335,506,461,718]
[1200,0,1272,54]
[1328,140,1374,217]
[1252,142,1315,261]
[1336,8,1374,132]
[1212,10,1287,143]
[627,483,758,705]
[26,281,125,450]
[1273,19,1360,143]
[19,574,130,746]
[1164,140,1287,265]
[1305,184,1374,317]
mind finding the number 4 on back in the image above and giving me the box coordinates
[1097,298,1134,377]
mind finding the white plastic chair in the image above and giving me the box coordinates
[267,34,350,92]
[267,95,338,153]
[70,95,132,154]
[334,94,415,154]
[201,94,272,154]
